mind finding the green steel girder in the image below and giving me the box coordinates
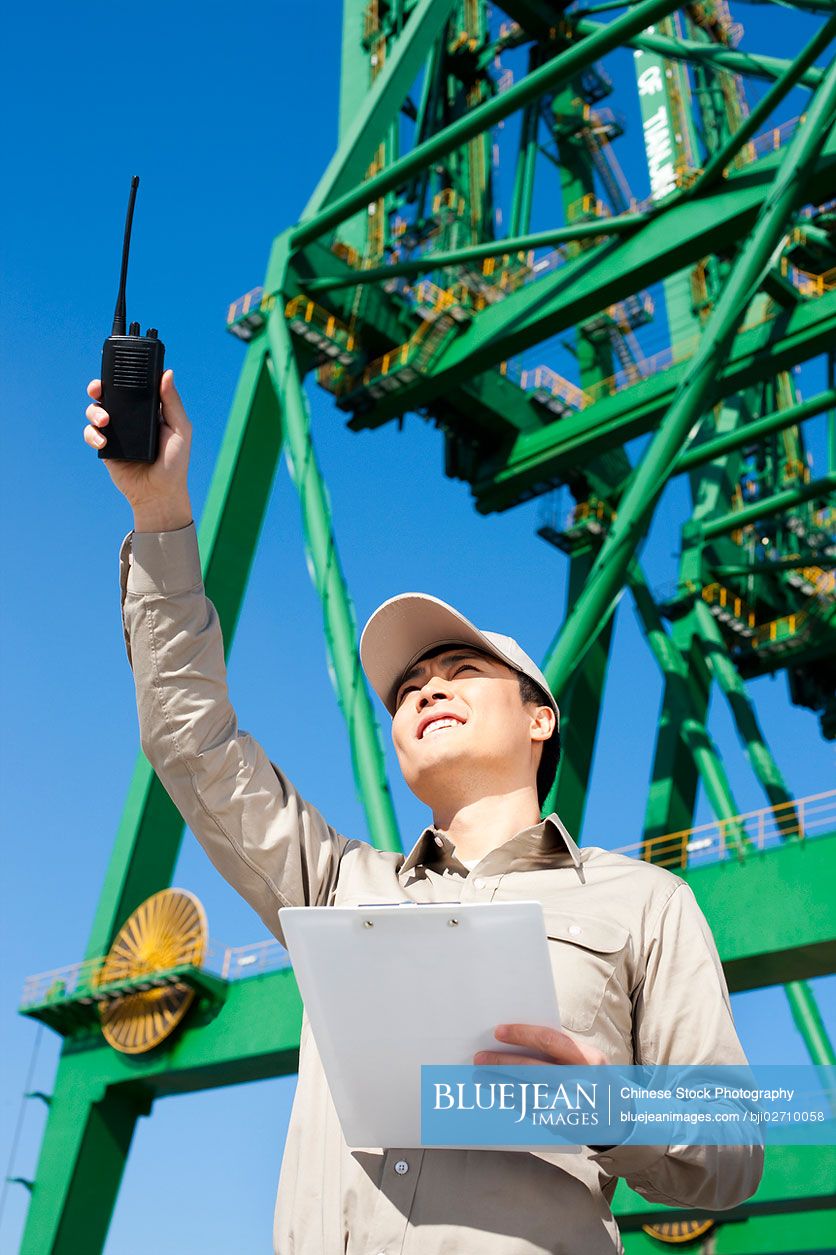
[548,541,617,839]
[304,0,457,217]
[575,18,828,90]
[471,291,836,513]
[676,388,836,475]
[689,14,836,195]
[702,472,836,539]
[306,211,648,292]
[20,964,228,1036]
[337,132,836,425]
[626,561,749,856]
[682,831,836,992]
[264,306,402,851]
[281,0,682,261]
[542,48,836,787]
[17,968,302,1255]
[693,599,798,815]
[612,1147,836,1229]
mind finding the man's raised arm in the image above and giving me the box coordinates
[86,370,350,944]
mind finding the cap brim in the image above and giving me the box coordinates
[359,593,516,716]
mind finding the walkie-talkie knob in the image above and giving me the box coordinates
[129,321,141,336]
[146,328,159,339]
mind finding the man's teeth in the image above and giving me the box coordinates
[424,718,460,735]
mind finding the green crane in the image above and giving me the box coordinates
[14,3,836,1251]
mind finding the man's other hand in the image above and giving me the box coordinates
[474,1023,607,1067]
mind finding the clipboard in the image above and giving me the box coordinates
[279,899,578,1151]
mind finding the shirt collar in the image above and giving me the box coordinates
[399,811,585,882]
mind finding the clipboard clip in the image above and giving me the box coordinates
[355,901,462,907]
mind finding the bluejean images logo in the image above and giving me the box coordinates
[420,1064,836,1147]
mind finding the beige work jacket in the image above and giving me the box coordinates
[119,522,763,1255]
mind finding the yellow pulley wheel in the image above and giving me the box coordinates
[96,889,208,1055]
[641,1219,715,1245]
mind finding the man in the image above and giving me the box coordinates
[85,371,763,1254]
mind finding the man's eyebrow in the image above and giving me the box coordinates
[396,649,488,694]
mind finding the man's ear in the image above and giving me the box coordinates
[530,705,556,743]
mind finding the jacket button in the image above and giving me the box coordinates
[394,1159,409,1174]
[473,877,486,889]
[568,924,582,936]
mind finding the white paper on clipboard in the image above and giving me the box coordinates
[279,899,580,1152]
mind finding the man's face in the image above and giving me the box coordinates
[390,645,553,811]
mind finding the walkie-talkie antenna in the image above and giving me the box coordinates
[112,176,140,336]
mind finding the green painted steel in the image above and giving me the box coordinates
[541,60,836,695]
[576,18,827,88]
[289,0,682,249]
[689,14,836,194]
[19,968,302,1253]
[350,138,836,424]
[675,389,836,474]
[683,831,836,990]
[306,0,456,216]
[265,306,402,852]
[694,598,799,812]
[786,980,836,1066]
[545,82,619,840]
[472,292,836,512]
[702,472,836,539]
[307,212,648,291]
[627,561,749,856]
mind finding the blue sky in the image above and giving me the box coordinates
[1,2,833,1251]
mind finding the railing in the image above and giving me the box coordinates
[284,295,357,362]
[21,956,107,1009]
[744,115,802,164]
[519,363,589,412]
[608,789,836,870]
[701,582,757,632]
[227,286,275,326]
[781,259,836,299]
[221,938,292,981]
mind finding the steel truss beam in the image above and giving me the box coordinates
[341,136,836,425]
[689,14,836,194]
[303,0,456,217]
[284,0,681,257]
[264,307,402,850]
[575,18,827,89]
[540,57,836,696]
[306,212,649,292]
[702,472,836,538]
[471,295,836,512]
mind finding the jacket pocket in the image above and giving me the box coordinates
[542,910,629,1033]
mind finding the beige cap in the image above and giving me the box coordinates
[359,591,560,727]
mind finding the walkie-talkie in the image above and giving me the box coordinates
[98,176,165,462]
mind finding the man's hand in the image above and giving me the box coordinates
[84,368,193,531]
[474,1023,607,1067]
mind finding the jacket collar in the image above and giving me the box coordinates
[399,811,585,882]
